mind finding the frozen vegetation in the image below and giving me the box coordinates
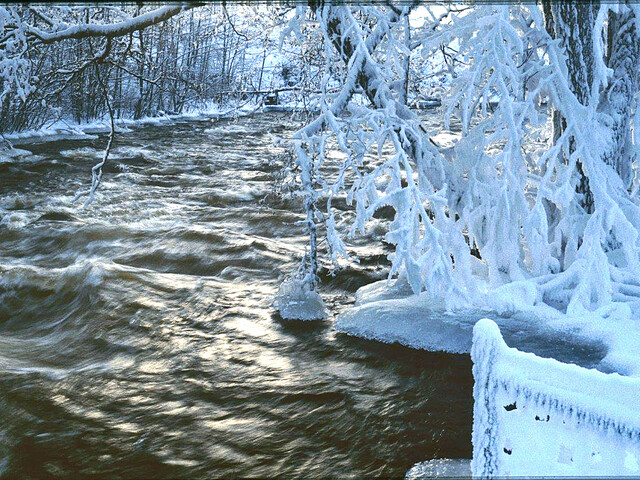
[276,2,640,376]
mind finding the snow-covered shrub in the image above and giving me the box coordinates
[471,318,640,477]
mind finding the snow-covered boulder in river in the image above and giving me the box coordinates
[273,277,328,321]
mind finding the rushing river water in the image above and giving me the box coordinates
[0,112,474,478]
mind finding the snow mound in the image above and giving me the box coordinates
[0,147,32,158]
[485,280,537,316]
[354,275,415,306]
[0,147,44,165]
[405,458,471,479]
[273,278,328,321]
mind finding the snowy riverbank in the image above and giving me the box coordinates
[335,275,640,377]
[1,99,316,149]
[2,104,231,148]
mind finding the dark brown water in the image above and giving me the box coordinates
[0,113,473,479]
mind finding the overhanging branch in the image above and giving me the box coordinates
[27,4,202,44]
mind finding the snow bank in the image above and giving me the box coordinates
[336,293,472,353]
[335,276,640,374]
[471,318,640,477]
[5,121,99,144]
[2,98,309,147]
[0,102,240,146]
[335,277,606,367]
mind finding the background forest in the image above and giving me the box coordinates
[0,4,445,134]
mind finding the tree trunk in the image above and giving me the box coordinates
[547,1,639,196]
[399,14,410,106]
[549,1,599,213]
[600,5,640,188]
[542,0,564,145]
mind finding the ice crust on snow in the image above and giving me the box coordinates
[471,318,640,477]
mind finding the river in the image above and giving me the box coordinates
[0,112,474,478]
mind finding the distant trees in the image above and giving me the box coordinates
[0,5,299,133]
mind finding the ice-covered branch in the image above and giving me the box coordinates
[72,63,116,206]
[279,4,472,311]
[26,5,198,44]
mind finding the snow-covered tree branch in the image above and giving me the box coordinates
[275,1,640,325]
[5,1,640,325]
[25,5,198,44]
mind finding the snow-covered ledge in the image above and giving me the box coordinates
[334,277,608,368]
[471,318,640,477]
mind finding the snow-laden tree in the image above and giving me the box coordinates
[275,1,640,322]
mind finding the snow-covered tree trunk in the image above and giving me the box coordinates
[550,2,599,213]
[544,0,639,203]
[399,14,411,106]
[542,0,563,145]
[600,5,640,189]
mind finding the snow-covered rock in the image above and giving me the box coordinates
[273,278,328,321]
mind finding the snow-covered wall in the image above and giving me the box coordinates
[471,318,640,477]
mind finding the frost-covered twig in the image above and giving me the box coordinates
[73,63,115,206]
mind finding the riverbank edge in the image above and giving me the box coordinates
[1,100,317,147]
